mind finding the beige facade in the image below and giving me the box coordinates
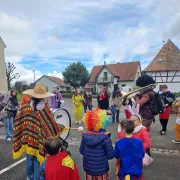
[0,37,8,93]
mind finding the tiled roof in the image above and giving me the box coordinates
[89,61,140,83]
[45,76,71,87]
[144,39,180,72]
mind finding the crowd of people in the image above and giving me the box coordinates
[0,73,180,180]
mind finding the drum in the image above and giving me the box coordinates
[51,108,71,140]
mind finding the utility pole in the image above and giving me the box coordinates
[33,70,35,83]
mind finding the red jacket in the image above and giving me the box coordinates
[117,125,151,150]
[45,152,80,180]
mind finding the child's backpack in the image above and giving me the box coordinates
[151,91,164,116]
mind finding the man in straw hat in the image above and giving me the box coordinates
[13,83,65,180]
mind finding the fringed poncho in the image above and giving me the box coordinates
[13,103,64,164]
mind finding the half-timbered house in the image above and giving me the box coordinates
[143,39,180,92]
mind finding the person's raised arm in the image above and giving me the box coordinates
[135,95,149,106]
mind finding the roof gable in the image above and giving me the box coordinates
[89,61,140,83]
[0,37,6,48]
[144,39,180,72]
[36,75,71,88]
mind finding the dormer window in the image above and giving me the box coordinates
[159,58,163,62]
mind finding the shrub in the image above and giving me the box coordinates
[17,93,23,101]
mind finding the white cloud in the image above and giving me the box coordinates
[1,0,180,82]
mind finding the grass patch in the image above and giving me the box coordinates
[17,93,23,101]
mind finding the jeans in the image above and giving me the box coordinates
[4,116,14,139]
[57,101,61,108]
[84,105,93,113]
[111,105,119,123]
[26,154,40,180]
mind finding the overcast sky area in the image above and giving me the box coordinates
[1,0,180,83]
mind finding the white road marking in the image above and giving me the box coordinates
[0,158,26,175]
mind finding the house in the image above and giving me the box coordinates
[35,75,71,92]
[0,37,8,93]
[88,61,141,94]
[143,39,180,92]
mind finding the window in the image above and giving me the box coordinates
[159,58,163,62]
[104,72,108,81]
[122,84,126,87]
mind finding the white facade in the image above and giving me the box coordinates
[0,37,8,93]
[145,71,180,92]
[95,66,141,93]
[36,76,67,92]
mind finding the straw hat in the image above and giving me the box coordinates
[23,83,55,99]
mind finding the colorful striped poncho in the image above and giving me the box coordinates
[13,103,65,164]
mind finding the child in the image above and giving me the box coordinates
[39,137,80,180]
[114,120,145,180]
[172,97,180,143]
[79,108,114,179]
[117,114,151,150]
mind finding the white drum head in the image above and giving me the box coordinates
[51,108,71,140]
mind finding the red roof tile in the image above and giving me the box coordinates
[144,39,180,72]
[89,61,140,83]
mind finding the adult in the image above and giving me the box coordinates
[135,74,155,131]
[51,86,63,109]
[84,90,92,113]
[159,84,175,135]
[72,89,84,124]
[3,90,18,141]
[13,83,65,180]
[122,86,133,119]
[97,84,110,110]
[110,84,121,123]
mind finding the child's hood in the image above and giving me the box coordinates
[82,133,110,147]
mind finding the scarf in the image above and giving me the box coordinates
[13,103,65,164]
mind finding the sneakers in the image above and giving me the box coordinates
[160,131,166,135]
[6,137,11,141]
[172,140,180,144]
[75,121,78,124]
[79,121,82,125]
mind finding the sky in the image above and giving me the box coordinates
[1,0,180,83]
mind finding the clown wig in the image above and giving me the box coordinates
[84,108,110,131]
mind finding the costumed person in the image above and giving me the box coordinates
[84,90,92,113]
[20,94,31,106]
[80,108,114,180]
[39,137,80,180]
[114,120,145,180]
[116,105,152,178]
[135,74,155,131]
[172,97,180,143]
[51,86,63,109]
[72,88,84,124]
[10,90,19,118]
[159,84,175,135]
[13,83,65,180]
[97,84,110,110]
[122,86,134,119]
[109,84,121,123]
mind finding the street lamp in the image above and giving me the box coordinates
[33,70,35,83]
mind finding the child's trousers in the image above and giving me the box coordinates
[174,123,180,141]
[86,173,109,180]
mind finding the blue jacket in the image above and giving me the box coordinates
[114,137,145,179]
[79,131,114,176]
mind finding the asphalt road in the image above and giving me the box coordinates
[0,98,180,180]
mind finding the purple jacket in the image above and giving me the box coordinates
[79,131,114,176]
[51,91,63,109]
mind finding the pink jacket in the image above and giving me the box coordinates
[117,125,151,150]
